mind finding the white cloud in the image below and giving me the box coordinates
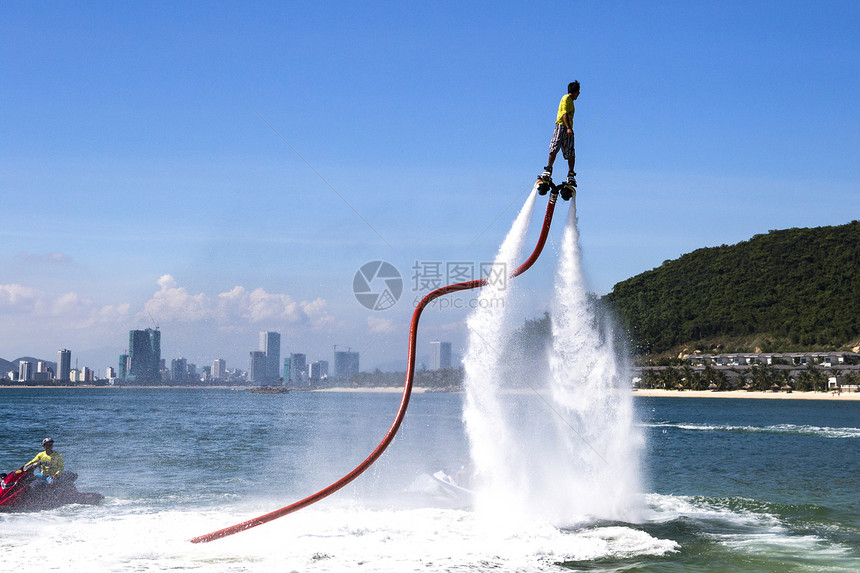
[0,284,41,313]
[1,277,337,365]
[301,298,335,330]
[15,251,72,264]
[0,283,130,328]
[367,315,397,334]
[141,275,334,329]
[142,274,211,322]
[94,303,132,323]
[246,288,300,322]
[49,291,131,327]
[51,291,90,314]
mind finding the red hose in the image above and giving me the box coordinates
[190,191,559,543]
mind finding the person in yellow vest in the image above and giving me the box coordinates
[542,81,580,187]
[24,437,64,484]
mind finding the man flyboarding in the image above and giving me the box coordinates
[541,81,580,187]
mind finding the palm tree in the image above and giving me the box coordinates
[662,366,681,390]
[751,363,778,392]
[808,364,827,392]
[795,368,813,392]
[778,370,794,392]
[640,369,660,389]
[714,369,730,391]
[702,363,717,390]
[845,371,860,392]
[733,369,750,391]
[682,364,699,390]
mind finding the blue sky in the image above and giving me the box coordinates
[2,1,858,375]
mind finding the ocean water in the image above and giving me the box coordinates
[1,389,859,572]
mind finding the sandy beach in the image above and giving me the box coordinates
[633,388,860,400]
[318,387,860,400]
[311,387,860,400]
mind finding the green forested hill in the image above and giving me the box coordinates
[604,221,860,355]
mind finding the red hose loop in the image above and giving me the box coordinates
[190,191,558,543]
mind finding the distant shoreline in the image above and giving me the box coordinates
[0,384,427,393]
[0,384,239,390]
[633,388,860,400]
[312,386,428,393]
[2,385,857,400]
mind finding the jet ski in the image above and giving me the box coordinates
[0,466,104,512]
[432,470,473,500]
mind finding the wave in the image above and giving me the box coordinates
[0,502,677,572]
[643,494,858,566]
[3,492,856,571]
[644,421,860,439]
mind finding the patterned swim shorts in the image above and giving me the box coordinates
[548,123,575,161]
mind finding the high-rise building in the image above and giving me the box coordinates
[33,362,52,382]
[118,354,129,380]
[309,360,329,381]
[18,361,33,382]
[289,353,307,384]
[212,358,226,381]
[430,341,453,370]
[171,358,188,383]
[57,349,71,382]
[127,328,161,383]
[283,357,291,382]
[249,351,267,384]
[334,350,360,379]
[259,331,281,383]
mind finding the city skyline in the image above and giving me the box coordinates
[2,333,453,383]
[2,3,857,373]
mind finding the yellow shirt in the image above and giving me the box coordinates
[555,94,576,126]
[27,451,64,477]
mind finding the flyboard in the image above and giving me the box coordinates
[536,170,576,201]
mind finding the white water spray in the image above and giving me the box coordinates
[463,196,642,529]
[462,187,538,522]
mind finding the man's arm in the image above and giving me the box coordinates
[563,113,573,131]
[23,452,43,471]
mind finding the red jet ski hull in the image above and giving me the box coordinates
[0,468,104,512]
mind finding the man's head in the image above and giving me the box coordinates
[42,438,54,451]
[568,81,580,96]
